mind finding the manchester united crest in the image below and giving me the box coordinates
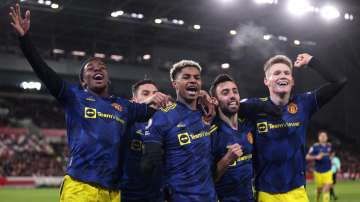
[247,132,254,144]
[287,102,298,114]
[111,103,123,112]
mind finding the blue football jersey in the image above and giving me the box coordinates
[143,102,218,202]
[245,91,319,193]
[212,117,255,202]
[121,122,163,201]
[58,82,148,189]
[308,143,332,173]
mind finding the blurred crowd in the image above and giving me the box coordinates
[0,96,360,179]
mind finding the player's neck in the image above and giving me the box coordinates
[320,142,327,146]
[269,91,290,106]
[177,96,197,110]
[87,88,109,98]
[219,110,238,130]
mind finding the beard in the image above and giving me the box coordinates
[219,103,238,118]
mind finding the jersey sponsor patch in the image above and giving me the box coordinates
[177,133,191,145]
[257,122,268,133]
[84,107,97,118]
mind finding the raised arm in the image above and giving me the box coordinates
[214,143,243,182]
[294,53,347,108]
[9,4,64,98]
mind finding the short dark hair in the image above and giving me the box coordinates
[318,130,329,136]
[209,74,237,97]
[131,79,158,97]
[170,60,202,81]
[79,57,103,82]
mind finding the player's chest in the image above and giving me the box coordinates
[129,124,146,153]
[77,95,130,125]
[254,102,308,138]
[167,117,214,148]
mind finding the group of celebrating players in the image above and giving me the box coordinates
[9,3,347,202]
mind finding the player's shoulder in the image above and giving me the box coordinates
[240,97,269,103]
[294,91,316,100]
[313,142,320,147]
[149,104,178,126]
[159,103,178,113]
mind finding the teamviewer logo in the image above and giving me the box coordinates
[257,122,268,133]
[84,107,97,118]
[177,133,191,146]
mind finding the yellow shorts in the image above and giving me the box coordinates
[314,170,333,188]
[59,175,120,202]
[257,186,309,202]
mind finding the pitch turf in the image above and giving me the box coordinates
[0,181,359,202]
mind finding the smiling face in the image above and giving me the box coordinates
[172,66,202,104]
[215,81,240,117]
[264,63,294,95]
[80,59,109,95]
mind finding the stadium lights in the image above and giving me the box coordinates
[344,13,354,21]
[172,19,184,25]
[221,63,230,69]
[154,18,162,24]
[193,24,201,30]
[110,10,143,19]
[320,5,340,20]
[137,14,144,19]
[130,13,144,19]
[143,54,151,60]
[38,0,44,4]
[278,35,288,41]
[263,34,272,40]
[20,81,42,91]
[254,0,278,5]
[94,53,106,59]
[287,0,312,16]
[71,51,86,57]
[111,10,124,18]
[110,54,123,62]
[229,30,237,35]
[294,40,301,45]
[50,3,59,9]
[52,49,64,54]
[45,0,51,6]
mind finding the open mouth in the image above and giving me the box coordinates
[276,79,289,87]
[228,100,239,107]
[186,86,198,95]
[93,73,104,81]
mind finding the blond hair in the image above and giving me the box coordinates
[264,55,293,76]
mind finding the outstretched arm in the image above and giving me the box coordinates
[10,3,64,98]
[294,53,347,108]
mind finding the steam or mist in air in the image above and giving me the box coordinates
[230,22,282,60]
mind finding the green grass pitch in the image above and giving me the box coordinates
[0,181,359,202]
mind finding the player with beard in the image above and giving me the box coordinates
[9,4,168,202]
[210,74,255,202]
[141,60,219,202]
[242,54,347,202]
[121,79,164,202]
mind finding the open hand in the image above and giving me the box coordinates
[9,3,30,36]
